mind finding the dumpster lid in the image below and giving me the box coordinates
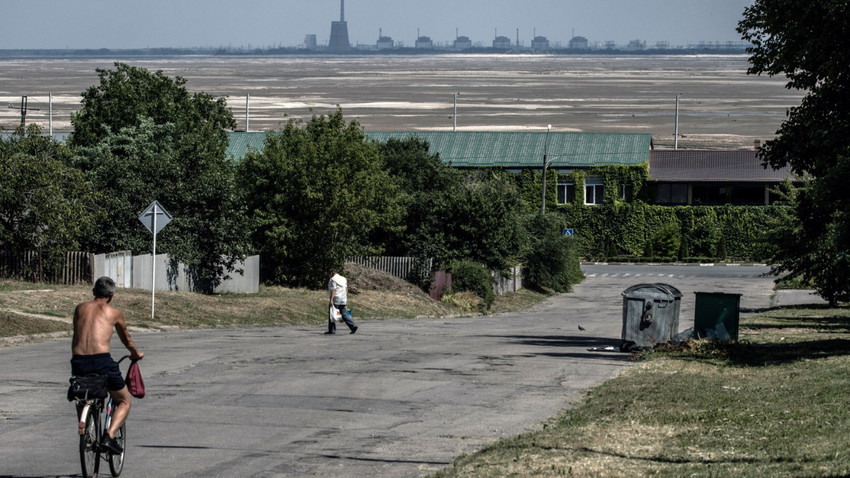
[694,291,742,297]
[654,283,682,298]
[622,283,677,297]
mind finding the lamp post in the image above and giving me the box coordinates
[674,93,682,149]
[541,124,552,214]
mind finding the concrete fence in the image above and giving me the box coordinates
[493,265,523,295]
[93,252,259,293]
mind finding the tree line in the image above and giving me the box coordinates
[1,63,580,297]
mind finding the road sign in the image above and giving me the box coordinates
[563,228,574,236]
[137,201,172,320]
[138,201,172,235]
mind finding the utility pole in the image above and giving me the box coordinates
[541,124,552,214]
[674,93,682,149]
[8,96,39,129]
[453,92,460,132]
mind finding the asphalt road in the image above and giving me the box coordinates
[0,265,814,477]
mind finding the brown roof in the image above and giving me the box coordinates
[648,150,794,182]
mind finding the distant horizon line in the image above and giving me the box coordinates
[0,43,749,56]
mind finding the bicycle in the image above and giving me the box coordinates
[71,355,130,478]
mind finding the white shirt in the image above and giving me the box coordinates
[329,274,348,305]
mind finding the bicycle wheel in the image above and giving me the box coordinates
[79,406,100,478]
[108,422,126,476]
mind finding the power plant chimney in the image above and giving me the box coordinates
[329,0,350,51]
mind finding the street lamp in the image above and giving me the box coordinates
[541,124,552,214]
[674,93,682,149]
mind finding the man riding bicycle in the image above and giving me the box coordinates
[71,276,144,454]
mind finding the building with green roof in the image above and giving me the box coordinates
[226,131,653,170]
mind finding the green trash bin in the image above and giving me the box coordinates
[694,292,741,341]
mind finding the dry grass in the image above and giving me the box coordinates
[0,263,546,338]
[0,309,71,337]
[432,306,850,478]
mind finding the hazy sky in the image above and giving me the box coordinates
[1,0,753,50]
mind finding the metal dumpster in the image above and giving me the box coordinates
[621,283,682,349]
[694,292,741,341]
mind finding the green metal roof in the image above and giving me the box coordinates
[225,131,267,161]
[227,131,652,168]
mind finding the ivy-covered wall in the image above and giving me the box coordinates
[508,164,787,262]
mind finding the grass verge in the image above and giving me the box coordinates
[0,264,548,338]
[431,305,850,478]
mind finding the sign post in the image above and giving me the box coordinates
[138,201,172,319]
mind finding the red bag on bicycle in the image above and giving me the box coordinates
[126,360,146,399]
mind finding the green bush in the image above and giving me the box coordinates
[448,259,495,310]
[523,213,584,292]
[646,222,681,259]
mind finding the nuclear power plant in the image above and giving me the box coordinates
[306,0,745,53]
[328,0,350,52]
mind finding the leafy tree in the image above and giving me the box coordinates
[522,213,583,293]
[69,62,234,148]
[0,125,100,277]
[415,170,528,273]
[738,1,850,304]
[378,137,462,258]
[238,110,405,287]
[69,63,248,292]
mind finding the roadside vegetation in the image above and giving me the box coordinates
[431,305,850,477]
[0,263,548,339]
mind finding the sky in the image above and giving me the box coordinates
[0,0,753,50]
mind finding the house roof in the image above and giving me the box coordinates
[225,131,267,161]
[648,150,795,182]
[226,131,652,168]
[366,131,651,168]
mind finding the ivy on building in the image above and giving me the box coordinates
[508,163,788,262]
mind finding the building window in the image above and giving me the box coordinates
[557,181,575,204]
[656,183,689,205]
[585,179,604,205]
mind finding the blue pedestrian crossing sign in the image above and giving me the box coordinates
[138,201,172,235]
[563,228,574,236]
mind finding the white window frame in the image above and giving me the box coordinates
[584,178,604,205]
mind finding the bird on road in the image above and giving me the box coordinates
[577,325,586,331]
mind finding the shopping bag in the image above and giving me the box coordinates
[329,305,343,322]
[126,360,146,399]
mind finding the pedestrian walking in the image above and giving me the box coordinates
[327,269,358,334]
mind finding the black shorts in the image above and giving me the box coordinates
[70,353,125,391]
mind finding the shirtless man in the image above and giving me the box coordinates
[71,276,143,454]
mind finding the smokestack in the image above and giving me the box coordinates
[340,0,345,22]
